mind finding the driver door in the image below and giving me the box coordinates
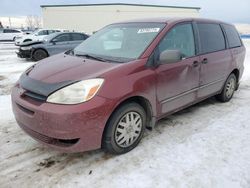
[155,22,200,114]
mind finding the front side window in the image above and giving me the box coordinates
[158,23,195,58]
[48,30,56,34]
[73,23,165,62]
[37,30,48,35]
[54,34,71,42]
[197,23,226,54]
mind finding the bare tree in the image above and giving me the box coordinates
[26,15,34,29]
[33,15,41,29]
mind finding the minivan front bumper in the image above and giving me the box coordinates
[11,85,115,153]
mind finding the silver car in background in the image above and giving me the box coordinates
[17,32,89,61]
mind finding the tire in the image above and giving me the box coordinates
[216,74,237,102]
[32,49,48,61]
[102,102,146,154]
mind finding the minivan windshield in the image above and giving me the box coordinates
[73,23,165,62]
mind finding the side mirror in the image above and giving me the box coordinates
[159,50,182,64]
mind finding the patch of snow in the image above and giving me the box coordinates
[0,41,250,188]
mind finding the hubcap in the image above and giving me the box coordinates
[115,112,142,148]
[225,78,235,98]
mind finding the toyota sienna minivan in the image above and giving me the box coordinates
[11,18,245,154]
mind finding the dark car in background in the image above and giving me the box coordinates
[17,32,89,61]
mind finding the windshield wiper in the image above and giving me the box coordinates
[75,53,107,62]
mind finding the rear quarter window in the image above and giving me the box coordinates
[71,33,85,41]
[38,30,48,35]
[223,24,242,48]
[197,23,226,54]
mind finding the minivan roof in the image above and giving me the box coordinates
[114,17,232,26]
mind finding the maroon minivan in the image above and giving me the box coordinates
[11,18,245,154]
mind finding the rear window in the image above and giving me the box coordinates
[223,24,242,48]
[48,30,57,34]
[4,29,20,33]
[197,23,226,54]
[71,33,85,41]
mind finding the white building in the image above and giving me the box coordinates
[41,3,200,34]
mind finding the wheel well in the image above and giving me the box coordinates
[105,96,154,131]
[231,69,240,83]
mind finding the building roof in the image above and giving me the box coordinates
[113,17,228,25]
[40,3,201,10]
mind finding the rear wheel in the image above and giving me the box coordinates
[102,103,146,154]
[216,74,237,102]
[32,49,48,61]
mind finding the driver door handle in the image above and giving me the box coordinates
[192,61,199,67]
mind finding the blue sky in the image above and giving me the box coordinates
[0,0,250,23]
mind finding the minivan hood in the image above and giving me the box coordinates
[27,53,122,84]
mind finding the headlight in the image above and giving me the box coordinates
[46,79,104,104]
[20,46,32,50]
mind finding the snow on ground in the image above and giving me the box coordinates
[235,24,250,35]
[0,40,250,188]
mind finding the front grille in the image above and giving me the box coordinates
[23,90,47,102]
[18,122,79,148]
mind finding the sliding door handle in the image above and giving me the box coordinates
[201,58,208,64]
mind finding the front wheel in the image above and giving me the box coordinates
[102,103,146,154]
[32,49,48,61]
[216,74,237,102]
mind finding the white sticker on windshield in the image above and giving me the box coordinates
[137,28,160,34]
